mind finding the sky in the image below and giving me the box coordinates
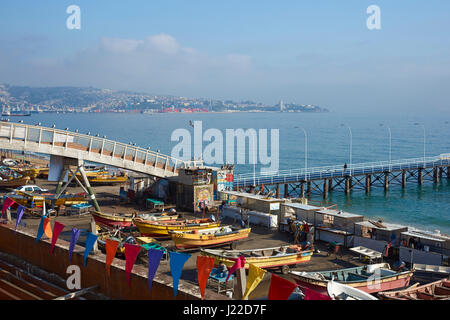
[0,0,449,114]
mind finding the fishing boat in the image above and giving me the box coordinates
[327,280,379,300]
[87,173,128,185]
[0,176,30,188]
[7,191,88,207]
[169,226,251,250]
[378,278,450,300]
[97,232,148,257]
[133,217,220,239]
[290,263,413,296]
[91,210,179,230]
[201,245,314,274]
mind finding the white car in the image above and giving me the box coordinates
[15,185,49,193]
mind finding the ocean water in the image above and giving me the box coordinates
[18,111,450,234]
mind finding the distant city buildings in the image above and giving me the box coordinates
[0,83,329,114]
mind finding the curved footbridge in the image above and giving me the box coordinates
[0,121,203,211]
[235,154,450,198]
[0,121,201,177]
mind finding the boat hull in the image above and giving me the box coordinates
[92,211,179,230]
[170,228,251,249]
[134,218,220,239]
[292,270,413,296]
[201,247,313,270]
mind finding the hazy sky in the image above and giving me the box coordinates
[1,1,449,113]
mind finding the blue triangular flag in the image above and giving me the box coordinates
[69,228,81,262]
[83,232,98,267]
[169,251,191,298]
[148,249,164,291]
[36,216,46,242]
[14,205,25,233]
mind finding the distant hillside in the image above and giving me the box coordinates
[0,83,329,113]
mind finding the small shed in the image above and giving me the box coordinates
[281,202,321,224]
[219,191,286,215]
[354,220,409,246]
[400,229,450,256]
[314,209,364,233]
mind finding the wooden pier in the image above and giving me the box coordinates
[234,154,450,199]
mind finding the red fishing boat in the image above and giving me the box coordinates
[290,263,413,296]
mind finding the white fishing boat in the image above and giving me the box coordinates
[327,280,379,300]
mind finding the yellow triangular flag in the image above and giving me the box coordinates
[242,264,267,300]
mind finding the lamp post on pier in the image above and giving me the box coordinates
[414,123,426,165]
[380,124,392,171]
[341,124,352,176]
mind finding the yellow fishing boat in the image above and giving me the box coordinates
[201,245,314,274]
[169,226,251,250]
[7,191,88,207]
[14,167,41,180]
[133,217,221,239]
[87,173,128,185]
[0,176,30,188]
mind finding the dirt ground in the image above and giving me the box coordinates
[0,172,374,300]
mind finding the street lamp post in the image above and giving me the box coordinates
[341,124,352,176]
[300,128,308,180]
[414,123,426,165]
[380,124,392,171]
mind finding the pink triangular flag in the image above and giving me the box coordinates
[226,255,245,283]
[1,197,15,223]
[50,221,65,254]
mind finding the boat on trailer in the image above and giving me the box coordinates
[378,277,450,300]
[200,245,313,274]
[290,263,413,296]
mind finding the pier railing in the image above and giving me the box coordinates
[0,121,202,176]
[235,154,450,187]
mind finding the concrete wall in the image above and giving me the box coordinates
[0,224,226,300]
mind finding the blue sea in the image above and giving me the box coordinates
[18,111,450,234]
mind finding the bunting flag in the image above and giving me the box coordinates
[83,232,98,267]
[69,228,81,262]
[169,251,191,298]
[302,287,332,300]
[226,255,245,283]
[36,216,46,242]
[268,274,298,300]
[124,243,141,286]
[242,264,267,300]
[14,205,25,233]
[196,256,215,300]
[105,239,120,277]
[50,221,65,254]
[1,197,15,223]
[43,217,53,239]
[147,249,164,291]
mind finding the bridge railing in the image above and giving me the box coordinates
[0,122,200,174]
[235,154,450,186]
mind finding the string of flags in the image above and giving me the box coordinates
[2,196,304,300]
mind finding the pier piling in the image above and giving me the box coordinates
[323,179,328,199]
[365,175,371,193]
[384,172,390,191]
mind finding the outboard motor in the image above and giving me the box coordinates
[392,260,406,271]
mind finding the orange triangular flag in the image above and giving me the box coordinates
[105,239,120,276]
[43,218,53,239]
[196,256,215,300]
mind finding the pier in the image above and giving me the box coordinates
[234,154,450,199]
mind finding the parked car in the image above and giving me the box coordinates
[14,185,48,193]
